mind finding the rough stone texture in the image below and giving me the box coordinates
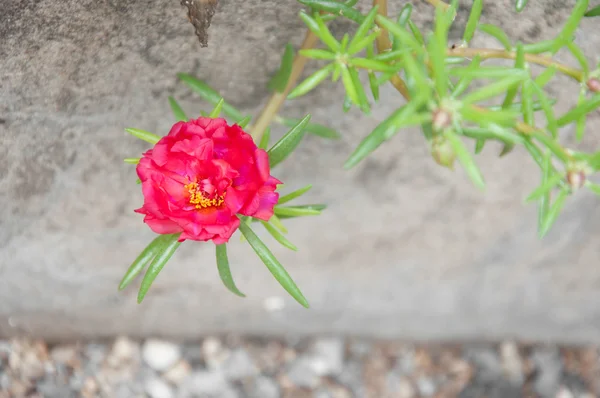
[1,0,599,342]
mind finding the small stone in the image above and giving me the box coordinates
[142,339,181,372]
[532,346,563,398]
[465,347,502,382]
[500,341,524,385]
[243,376,280,398]
[145,377,175,398]
[202,337,230,370]
[223,348,258,381]
[50,344,79,367]
[80,377,99,398]
[556,386,574,398]
[348,339,371,359]
[310,338,345,376]
[178,371,238,398]
[287,356,321,389]
[338,360,365,397]
[107,337,140,369]
[416,377,436,397]
[387,373,415,398]
[163,360,191,385]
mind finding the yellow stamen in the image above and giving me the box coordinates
[184,182,225,209]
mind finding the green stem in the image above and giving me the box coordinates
[373,0,411,100]
[251,30,319,143]
[449,47,584,82]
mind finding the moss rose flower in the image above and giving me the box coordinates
[134,117,281,244]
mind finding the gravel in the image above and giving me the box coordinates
[0,337,599,398]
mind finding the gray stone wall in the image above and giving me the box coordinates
[1,0,599,342]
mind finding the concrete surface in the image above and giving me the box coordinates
[1,0,600,343]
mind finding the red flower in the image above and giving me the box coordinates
[134,117,281,244]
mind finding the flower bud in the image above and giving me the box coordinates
[566,169,586,191]
[587,77,600,93]
[430,135,456,170]
[432,108,453,132]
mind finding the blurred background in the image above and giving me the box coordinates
[1,0,600,396]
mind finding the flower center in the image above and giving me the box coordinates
[184,181,225,209]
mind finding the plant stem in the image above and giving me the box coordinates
[373,0,411,100]
[250,30,319,143]
[449,47,584,82]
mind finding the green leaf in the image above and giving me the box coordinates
[531,131,570,162]
[269,214,288,234]
[125,128,161,145]
[299,0,365,23]
[299,49,337,60]
[393,4,413,49]
[478,24,512,50]
[446,131,486,189]
[177,73,246,121]
[277,117,340,139]
[566,41,589,76]
[137,234,182,303]
[575,89,587,142]
[342,94,352,112]
[474,139,486,154]
[216,244,246,297]
[429,4,449,96]
[209,98,225,118]
[461,125,524,146]
[314,12,342,51]
[585,5,600,16]
[537,152,552,234]
[451,56,481,97]
[168,96,188,121]
[268,114,311,168]
[515,0,528,12]
[501,43,525,109]
[461,73,528,104]
[259,127,271,150]
[522,80,535,126]
[538,188,569,238]
[237,115,252,129]
[136,178,142,184]
[340,65,360,107]
[530,82,558,138]
[376,15,423,53]
[523,40,556,54]
[288,64,334,99]
[278,184,313,205]
[348,5,379,54]
[344,96,430,169]
[238,221,309,308]
[274,206,322,217]
[340,33,350,52]
[349,66,370,113]
[347,31,380,55]
[366,43,380,102]
[552,0,589,53]
[556,94,600,126]
[261,221,298,251]
[460,105,520,127]
[463,0,482,43]
[526,172,564,202]
[119,234,172,291]
[407,20,425,46]
[350,58,400,73]
[124,158,140,164]
[534,65,558,88]
[268,43,295,93]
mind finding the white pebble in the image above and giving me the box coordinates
[142,339,181,372]
[145,378,174,398]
